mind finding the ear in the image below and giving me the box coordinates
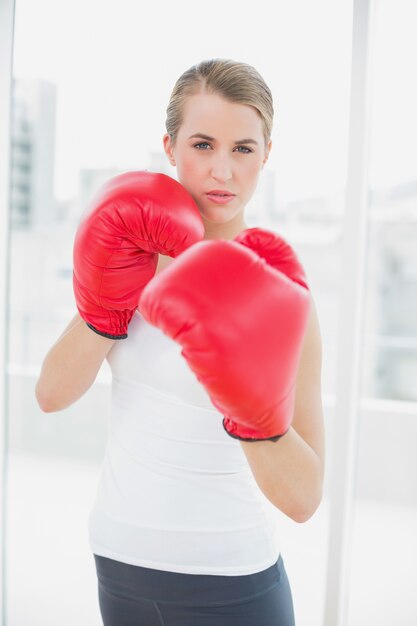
[262,139,272,169]
[163,133,176,166]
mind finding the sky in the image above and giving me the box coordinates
[11,0,417,203]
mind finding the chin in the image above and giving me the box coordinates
[200,207,242,225]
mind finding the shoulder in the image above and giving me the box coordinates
[298,293,322,373]
[294,291,323,388]
[292,292,325,472]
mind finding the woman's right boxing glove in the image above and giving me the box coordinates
[72,170,205,339]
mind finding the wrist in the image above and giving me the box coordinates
[222,417,288,442]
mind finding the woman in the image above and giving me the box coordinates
[36,58,325,626]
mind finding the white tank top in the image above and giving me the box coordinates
[88,310,281,575]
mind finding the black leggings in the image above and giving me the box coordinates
[94,553,295,626]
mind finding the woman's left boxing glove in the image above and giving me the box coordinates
[138,227,311,441]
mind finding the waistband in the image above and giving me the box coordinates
[93,553,284,607]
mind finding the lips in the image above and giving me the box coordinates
[205,191,236,205]
[206,190,235,197]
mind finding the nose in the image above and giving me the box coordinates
[210,152,233,183]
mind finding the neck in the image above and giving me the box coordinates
[202,215,249,242]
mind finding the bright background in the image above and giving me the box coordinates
[3,0,417,625]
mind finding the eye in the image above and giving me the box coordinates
[192,142,253,154]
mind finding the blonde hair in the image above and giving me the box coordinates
[165,58,274,148]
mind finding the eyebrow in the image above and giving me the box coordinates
[188,133,259,146]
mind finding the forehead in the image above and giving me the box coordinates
[179,92,263,138]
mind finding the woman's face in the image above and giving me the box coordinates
[163,92,271,227]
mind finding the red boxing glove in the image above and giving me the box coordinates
[138,227,311,441]
[72,171,205,339]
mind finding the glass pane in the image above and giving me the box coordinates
[363,0,417,404]
[6,1,351,624]
[348,1,417,624]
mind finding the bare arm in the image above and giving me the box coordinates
[35,312,116,413]
[36,254,170,414]
[240,295,325,523]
